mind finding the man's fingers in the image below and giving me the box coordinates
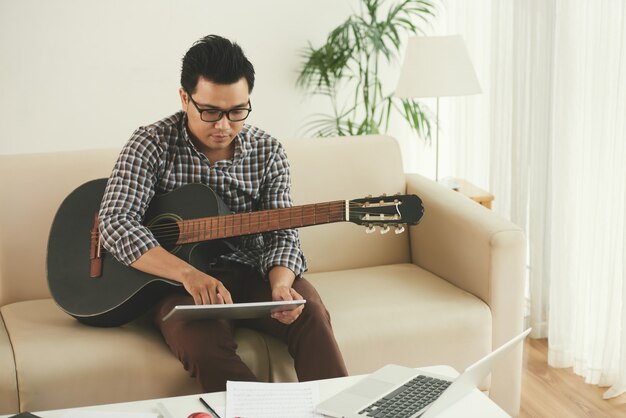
[290,288,303,300]
[200,289,211,305]
[190,279,231,305]
[273,286,294,301]
[216,283,233,304]
[208,286,220,305]
[291,304,304,319]
[272,302,304,324]
[192,293,203,305]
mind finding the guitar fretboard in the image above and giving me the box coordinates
[175,200,347,245]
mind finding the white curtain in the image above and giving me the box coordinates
[435,0,626,398]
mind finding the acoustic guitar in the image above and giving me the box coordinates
[47,178,424,327]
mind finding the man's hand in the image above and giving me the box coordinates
[181,269,233,305]
[270,285,304,324]
[269,266,304,325]
[130,246,232,305]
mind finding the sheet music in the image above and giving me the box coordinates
[226,380,324,418]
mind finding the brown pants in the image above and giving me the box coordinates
[153,262,348,392]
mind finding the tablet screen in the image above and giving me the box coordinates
[162,300,306,321]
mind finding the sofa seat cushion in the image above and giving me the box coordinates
[307,263,492,378]
[0,299,271,412]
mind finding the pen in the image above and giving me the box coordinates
[200,396,222,418]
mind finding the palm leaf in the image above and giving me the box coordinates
[296,0,439,140]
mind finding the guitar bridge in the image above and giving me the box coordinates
[89,212,103,278]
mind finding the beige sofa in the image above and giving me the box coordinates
[0,135,526,416]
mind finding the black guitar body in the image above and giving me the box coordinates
[48,179,424,328]
[47,178,235,327]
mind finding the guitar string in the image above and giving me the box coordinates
[95,207,407,254]
[141,202,403,235]
[143,208,404,238]
[96,208,347,254]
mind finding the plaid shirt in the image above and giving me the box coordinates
[98,111,308,278]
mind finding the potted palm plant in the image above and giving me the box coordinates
[297,0,438,139]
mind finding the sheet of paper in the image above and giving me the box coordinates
[61,412,157,418]
[226,380,324,418]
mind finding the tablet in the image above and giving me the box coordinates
[162,300,306,322]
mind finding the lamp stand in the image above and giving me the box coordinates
[434,97,459,190]
[435,96,440,182]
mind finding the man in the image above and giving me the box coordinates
[98,35,348,391]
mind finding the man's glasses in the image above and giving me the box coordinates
[186,92,252,123]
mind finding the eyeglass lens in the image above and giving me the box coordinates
[200,108,250,122]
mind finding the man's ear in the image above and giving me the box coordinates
[178,88,188,110]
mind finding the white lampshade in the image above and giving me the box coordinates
[395,35,481,98]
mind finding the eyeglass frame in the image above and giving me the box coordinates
[185,90,252,123]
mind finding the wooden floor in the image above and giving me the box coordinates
[519,338,626,417]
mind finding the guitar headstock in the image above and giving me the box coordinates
[348,194,424,234]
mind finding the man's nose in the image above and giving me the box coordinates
[214,114,230,129]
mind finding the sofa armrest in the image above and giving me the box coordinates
[0,312,18,414]
[406,173,526,416]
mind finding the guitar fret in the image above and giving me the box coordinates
[224,215,230,238]
[323,202,331,223]
[331,202,345,222]
[302,205,315,227]
[251,212,259,234]
[270,209,280,231]
[216,216,222,238]
[194,218,201,242]
[241,212,250,235]
[220,215,226,239]
[226,214,233,239]
[314,202,328,224]
[232,212,240,237]
[294,206,303,227]
[210,217,216,240]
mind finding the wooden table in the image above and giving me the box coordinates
[450,177,495,209]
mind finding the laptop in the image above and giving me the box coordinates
[316,328,531,418]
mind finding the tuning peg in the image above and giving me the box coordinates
[366,225,376,234]
[380,225,390,234]
[395,225,405,234]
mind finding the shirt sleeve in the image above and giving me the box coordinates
[98,128,162,266]
[258,143,308,277]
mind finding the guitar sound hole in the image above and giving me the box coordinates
[147,214,182,253]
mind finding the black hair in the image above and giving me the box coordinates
[180,35,255,94]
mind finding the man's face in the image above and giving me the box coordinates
[179,76,250,159]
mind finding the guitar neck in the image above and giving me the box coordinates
[176,200,347,245]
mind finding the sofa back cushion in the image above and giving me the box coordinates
[0,149,121,306]
[283,135,410,273]
[0,135,409,305]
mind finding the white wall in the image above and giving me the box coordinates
[0,0,357,155]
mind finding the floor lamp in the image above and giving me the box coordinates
[395,35,482,183]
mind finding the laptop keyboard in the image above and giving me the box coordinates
[358,375,452,418]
